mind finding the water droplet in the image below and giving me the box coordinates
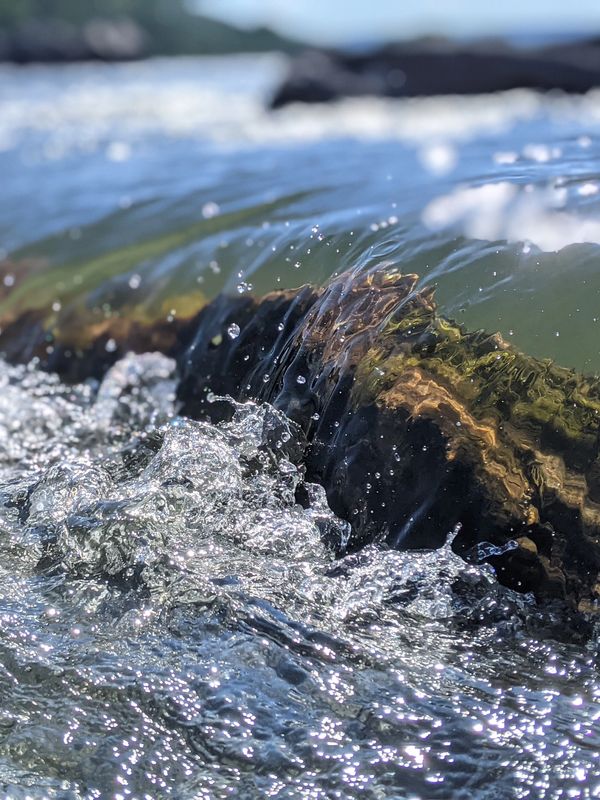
[128,273,141,289]
[296,375,306,385]
[227,323,240,340]
[105,338,117,353]
[202,202,220,219]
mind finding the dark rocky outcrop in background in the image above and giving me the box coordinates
[270,38,600,107]
[2,267,600,611]
[0,0,298,62]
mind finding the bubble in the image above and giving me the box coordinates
[227,323,240,340]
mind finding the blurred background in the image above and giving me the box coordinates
[1,0,600,60]
[3,0,600,373]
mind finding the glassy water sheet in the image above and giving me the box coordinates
[0,354,596,799]
[5,57,600,373]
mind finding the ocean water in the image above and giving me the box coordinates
[0,55,600,798]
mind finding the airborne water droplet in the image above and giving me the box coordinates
[227,323,240,340]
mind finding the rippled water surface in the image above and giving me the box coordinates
[1,55,600,798]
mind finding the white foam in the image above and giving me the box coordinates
[423,181,600,251]
[0,56,552,155]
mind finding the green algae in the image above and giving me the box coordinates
[0,193,302,331]
[351,299,600,472]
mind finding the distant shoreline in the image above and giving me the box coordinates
[0,11,300,64]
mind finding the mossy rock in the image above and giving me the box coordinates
[2,265,600,608]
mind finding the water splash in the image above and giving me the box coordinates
[0,355,596,797]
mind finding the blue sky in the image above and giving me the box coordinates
[192,0,600,44]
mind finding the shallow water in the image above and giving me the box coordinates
[0,354,597,799]
[1,55,600,798]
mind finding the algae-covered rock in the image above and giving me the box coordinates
[2,265,600,607]
[176,268,600,607]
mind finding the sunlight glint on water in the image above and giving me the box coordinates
[1,56,600,798]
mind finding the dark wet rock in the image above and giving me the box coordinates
[2,267,600,608]
[173,270,600,608]
[270,39,600,107]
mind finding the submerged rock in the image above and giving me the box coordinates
[2,267,600,608]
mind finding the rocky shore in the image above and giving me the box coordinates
[270,38,600,107]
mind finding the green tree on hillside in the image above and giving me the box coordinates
[0,0,299,56]
[0,0,182,25]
